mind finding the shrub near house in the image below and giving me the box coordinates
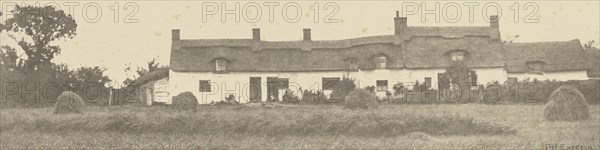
[376,79,599,105]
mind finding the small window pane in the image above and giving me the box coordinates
[376,80,388,91]
[451,52,465,61]
[216,59,227,71]
[199,80,211,92]
[376,56,386,69]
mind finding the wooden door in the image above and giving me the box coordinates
[249,77,261,103]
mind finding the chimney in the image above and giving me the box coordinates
[394,11,407,35]
[252,28,260,40]
[490,15,499,28]
[303,28,311,41]
[172,29,180,40]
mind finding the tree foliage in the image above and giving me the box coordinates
[123,58,168,87]
[0,46,21,70]
[3,5,77,70]
[583,40,599,50]
[329,75,356,101]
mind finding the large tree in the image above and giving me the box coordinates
[3,5,77,70]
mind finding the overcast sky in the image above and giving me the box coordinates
[1,1,599,83]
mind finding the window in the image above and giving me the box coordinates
[376,80,388,91]
[322,77,340,90]
[199,80,211,92]
[424,77,432,88]
[347,58,358,70]
[375,56,387,69]
[215,59,228,72]
[451,51,465,61]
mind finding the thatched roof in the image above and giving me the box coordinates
[170,26,595,77]
[170,27,504,72]
[504,40,589,73]
[132,68,169,86]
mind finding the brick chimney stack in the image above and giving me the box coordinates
[394,11,407,35]
[252,28,260,40]
[172,29,180,40]
[303,28,311,41]
[490,15,499,28]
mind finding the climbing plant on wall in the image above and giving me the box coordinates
[440,62,478,90]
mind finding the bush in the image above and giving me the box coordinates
[208,94,239,106]
[345,89,378,109]
[300,90,315,103]
[172,91,198,111]
[299,90,329,104]
[329,76,356,101]
[54,91,85,114]
[392,82,405,96]
[316,91,328,103]
[544,85,590,121]
[282,89,300,103]
[365,86,375,93]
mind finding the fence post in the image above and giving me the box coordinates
[108,88,113,106]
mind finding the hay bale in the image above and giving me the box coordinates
[544,85,589,121]
[172,91,198,111]
[344,89,378,109]
[54,91,85,114]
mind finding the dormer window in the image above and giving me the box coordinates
[451,51,465,61]
[375,56,387,69]
[527,61,545,73]
[215,58,229,72]
[347,58,358,70]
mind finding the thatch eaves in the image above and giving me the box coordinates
[504,39,589,73]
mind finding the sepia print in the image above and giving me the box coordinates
[0,1,599,149]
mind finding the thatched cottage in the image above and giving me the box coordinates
[162,13,598,104]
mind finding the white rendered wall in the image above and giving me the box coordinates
[168,67,516,104]
[506,70,590,81]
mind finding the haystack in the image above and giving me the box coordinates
[172,91,198,111]
[544,85,589,121]
[54,91,85,114]
[344,89,378,109]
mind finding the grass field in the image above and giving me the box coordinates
[1,104,599,149]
